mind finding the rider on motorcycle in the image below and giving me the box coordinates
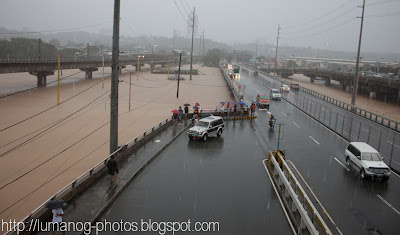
[269,114,276,128]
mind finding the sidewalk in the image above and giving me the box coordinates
[35,121,189,235]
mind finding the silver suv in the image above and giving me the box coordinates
[345,142,391,181]
[188,116,224,142]
[270,89,282,100]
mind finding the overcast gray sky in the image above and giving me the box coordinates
[0,0,399,53]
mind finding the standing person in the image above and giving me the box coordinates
[251,103,256,117]
[193,115,199,126]
[220,105,225,117]
[226,102,231,112]
[106,155,119,183]
[184,105,189,119]
[234,103,237,113]
[52,207,65,235]
[178,106,183,121]
[173,113,178,124]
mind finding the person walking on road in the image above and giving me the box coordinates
[52,207,65,235]
[106,155,119,183]
[178,106,183,121]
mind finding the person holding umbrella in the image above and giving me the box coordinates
[183,104,190,119]
[46,199,67,235]
[171,109,179,124]
[106,155,119,182]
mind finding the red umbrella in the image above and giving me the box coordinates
[192,102,200,106]
[171,110,180,114]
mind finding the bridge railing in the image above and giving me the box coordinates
[5,116,174,235]
[265,151,332,235]
[299,86,400,132]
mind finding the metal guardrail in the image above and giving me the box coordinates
[5,116,173,235]
[246,64,400,133]
[299,86,400,132]
[269,152,332,235]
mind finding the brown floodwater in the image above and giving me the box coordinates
[0,64,232,230]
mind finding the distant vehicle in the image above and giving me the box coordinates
[290,83,300,91]
[256,94,270,109]
[281,85,290,92]
[270,89,282,100]
[188,116,224,142]
[345,142,391,181]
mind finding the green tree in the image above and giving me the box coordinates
[203,48,223,67]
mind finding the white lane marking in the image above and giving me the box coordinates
[334,157,350,171]
[292,122,300,128]
[362,128,369,132]
[337,116,344,120]
[387,141,400,149]
[272,104,277,108]
[377,194,400,216]
[281,112,287,117]
[309,136,320,145]
[343,130,348,134]
[321,108,325,111]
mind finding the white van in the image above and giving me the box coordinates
[345,142,391,180]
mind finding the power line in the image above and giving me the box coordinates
[179,0,189,15]
[0,89,111,159]
[0,79,104,133]
[0,20,113,35]
[173,0,191,25]
[0,70,84,99]
[282,7,357,35]
[366,11,400,18]
[283,0,355,30]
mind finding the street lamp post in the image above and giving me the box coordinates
[137,54,144,80]
[292,54,294,76]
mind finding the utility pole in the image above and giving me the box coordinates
[352,0,366,107]
[190,7,195,80]
[87,43,90,57]
[177,53,182,98]
[202,30,205,56]
[38,39,41,60]
[198,34,202,56]
[110,0,120,154]
[172,29,175,51]
[274,25,280,76]
[255,38,258,58]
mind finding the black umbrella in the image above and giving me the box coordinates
[46,199,67,209]
[183,103,191,106]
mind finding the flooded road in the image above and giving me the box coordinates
[0,64,232,229]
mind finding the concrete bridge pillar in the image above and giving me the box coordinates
[325,77,331,86]
[161,63,166,68]
[80,68,98,79]
[29,71,54,87]
[135,65,141,72]
[150,64,155,70]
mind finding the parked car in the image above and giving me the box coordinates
[256,94,270,109]
[290,83,300,91]
[280,84,290,92]
[270,89,282,100]
[188,116,224,142]
[344,142,391,181]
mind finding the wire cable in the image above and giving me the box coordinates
[173,0,191,25]
[0,20,113,35]
[0,70,84,99]
[0,79,104,133]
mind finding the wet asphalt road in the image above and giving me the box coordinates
[99,122,292,235]
[244,68,400,173]
[238,68,400,235]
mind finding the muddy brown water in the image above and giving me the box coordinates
[0,64,232,231]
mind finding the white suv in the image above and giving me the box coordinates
[345,142,391,181]
[188,116,224,142]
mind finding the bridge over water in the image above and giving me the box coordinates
[260,67,400,104]
[0,54,193,86]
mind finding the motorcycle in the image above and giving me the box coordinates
[269,118,276,129]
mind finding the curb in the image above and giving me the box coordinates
[86,124,191,231]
